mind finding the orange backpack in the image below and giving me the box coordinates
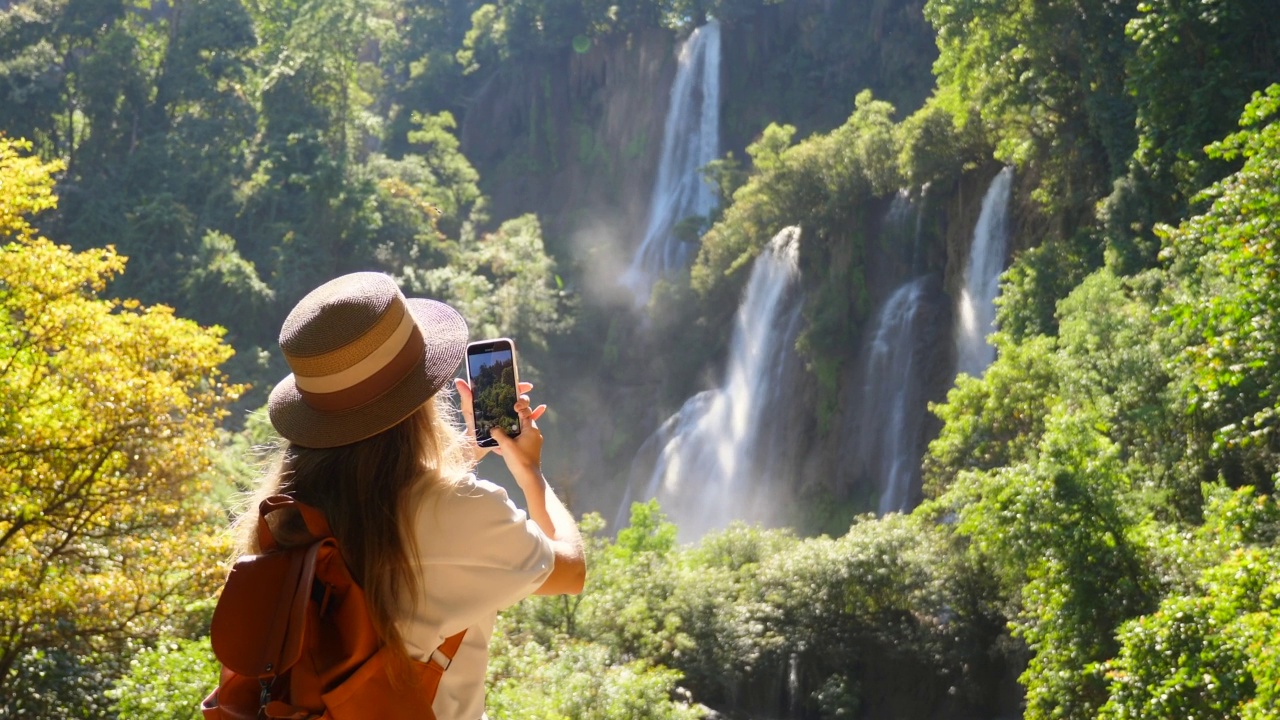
[201,495,465,720]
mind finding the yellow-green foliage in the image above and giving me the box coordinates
[0,138,61,242]
[0,138,243,698]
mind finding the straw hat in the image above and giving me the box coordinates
[268,272,468,448]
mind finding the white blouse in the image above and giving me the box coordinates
[397,474,554,720]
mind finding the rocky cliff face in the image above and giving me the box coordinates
[459,0,939,256]
[718,0,937,152]
[460,27,678,257]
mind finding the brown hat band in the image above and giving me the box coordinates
[291,311,426,413]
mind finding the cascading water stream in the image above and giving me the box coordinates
[621,21,721,303]
[856,277,932,515]
[626,227,804,539]
[955,167,1013,378]
[884,189,915,268]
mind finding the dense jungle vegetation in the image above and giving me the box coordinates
[2,0,1280,716]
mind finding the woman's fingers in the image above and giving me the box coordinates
[454,378,489,461]
[458,379,543,462]
[513,393,547,427]
[455,378,474,413]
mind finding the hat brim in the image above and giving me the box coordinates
[268,298,467,448]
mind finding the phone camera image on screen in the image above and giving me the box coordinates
[466,339,520,448]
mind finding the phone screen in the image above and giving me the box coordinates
[466,339,520,448]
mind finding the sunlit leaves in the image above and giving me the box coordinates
[487,622,704,720]
[0,138,62,242]
[404,110,486,236]
[405,213,571,349]
[0,142,242,697]
[923,333,1061,498]
[1100,547,1280,720]
[1159,84,1280,486]
[457,4,507,76]
[107,637,220,719]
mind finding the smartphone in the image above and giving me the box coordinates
[465,338,521,448]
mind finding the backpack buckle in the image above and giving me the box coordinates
[428,647,455,671]
[259,675,275,711]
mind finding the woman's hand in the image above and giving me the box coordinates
[491,387,547,487]
[454,379,545,470]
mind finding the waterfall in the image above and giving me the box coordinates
[885,188,915,264]
[955,167,1013,378]
[622,21,721,303]
[628,227,803,538]
[855,277,932,515]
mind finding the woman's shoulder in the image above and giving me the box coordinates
[436,473,511,503]
[411,473,549,567]
[416,473,521,525]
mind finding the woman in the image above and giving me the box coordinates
[234,271,585,719]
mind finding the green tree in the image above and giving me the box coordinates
[0,143,242,699]
[495,504,709,718]
[1101,531,1280,720]
[13,0,263,318]
[1099,0,1280,273]
[487,624,705,720]
[942,411,1157,720]
[896,96,988,189]
[107,637,221,720]
[0,0,146,162]
[405,213,571,349]
[922,333,1060,498]
[746,513,981,718]
[1159,85,1280,493]
[1125,0,1280,211]
[925,0,1137,210]
[180,230,277,343]
[1054,269,1195,516]
[405,110,486,237]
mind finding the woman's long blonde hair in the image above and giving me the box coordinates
[233,388,473,671]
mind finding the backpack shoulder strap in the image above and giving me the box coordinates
[257,494,332,551]
[420,631,467,700]
[428,631,466,671]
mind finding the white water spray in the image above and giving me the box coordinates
[955,167,1013,378]
[622,21,721,303]
[630,227,803,538]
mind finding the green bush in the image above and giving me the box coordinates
[487,628,705,720]
[1100,547,1280,720]
[3,647,127,719]
[107,637,219,720]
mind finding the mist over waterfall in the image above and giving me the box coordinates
[622,21,721,302]
[626,227,804,539]
[856,277,935,515]
[955,167,1013,378]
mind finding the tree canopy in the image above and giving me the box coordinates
[0,138,241,706]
